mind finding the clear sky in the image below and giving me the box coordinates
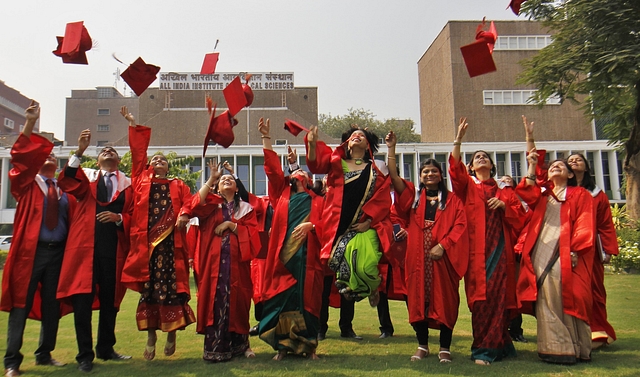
[1,0,519,140]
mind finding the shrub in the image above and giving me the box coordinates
[0,250,7,270]
[611,240,640,272]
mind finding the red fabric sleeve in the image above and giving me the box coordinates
[129,125,151,179]
[9,134,54,199]
[447,154,469,201]
[595,192,619,256]
[304,138,333,174]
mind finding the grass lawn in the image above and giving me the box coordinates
[0,272,638,376]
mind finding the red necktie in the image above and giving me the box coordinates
[45,179,59,230]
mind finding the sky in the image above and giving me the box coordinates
[1,1,519,140]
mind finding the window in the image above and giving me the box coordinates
[97,108,110,116]
[496,153,506,177]
[97,87,114,98]
[252,156,267,196]
[275,139,287,145]
[19,124,24,132]
[494,35,552,50]
[511,154,522,182]
[601,151,612,198]
[97,124,110,132]
[97,140,109,146]
[483,90,560,106]
[4,118,14,129]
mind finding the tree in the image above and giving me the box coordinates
[318,108,421,143]
[80,151,201,192]
[518,0,640,220]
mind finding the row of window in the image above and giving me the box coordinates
[483,90,561,106]
[494,35,552,51]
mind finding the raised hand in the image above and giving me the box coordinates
[385,131,397,148]
[258,117,270,136]
[222,160,234,175]
[77,129,91,156]
[522,115,534,136]
[120,106,136,127]
[307,125,318,145]
[526,148,539,166]
[287,145,298,164]
[207,158,222,182]
[455,117,468,141]
[25,100,40,122]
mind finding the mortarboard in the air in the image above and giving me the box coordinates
[223,76,248,117]
[200,52,220,75]
[508,0,527,15]
[284,119,309,136]
[203,106,238,155]
[460,19,498,77]
[52,21,92,65]
[120,57,161,96]
[243,74,254,107]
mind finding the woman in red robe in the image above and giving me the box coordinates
[567,153,618,348]
[190,159,260,362]
[119,107,196,360]
[450,119,525,365]
[305,125,394,305]
[387,132,468,363]
[516,147,594,364]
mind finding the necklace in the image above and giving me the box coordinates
[354,158,363,165]
[426,196,438,206]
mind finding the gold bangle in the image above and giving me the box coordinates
[204,182,212,190]
[261,135,271,139]
[388,156,396,160]
[526,138,534,142]
[453,142,461,146]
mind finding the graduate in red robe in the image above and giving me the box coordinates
[1,103,74,374]
[119,107,196,360]
[57,129,133,371]
[305,125,394,305]
[387,132,468,363]
[256,118,324,360]
[516,147,594,364]
[450,118,525,365]
[190,159,260,362]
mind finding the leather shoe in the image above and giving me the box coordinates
[78,361,93,372]
[97,351,132,361]
[379,332,393,339]
[317,332,326,341]
[511,334,528,343]
[340,331,363,340]
[249,324,259,336]
[36,358,66,367]
[4,368,21,377]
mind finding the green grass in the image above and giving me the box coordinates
[1,273,639,376]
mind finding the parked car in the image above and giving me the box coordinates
[0,235,12,251]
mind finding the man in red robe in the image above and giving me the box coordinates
[1,103,72,377]
[57,130,133,372]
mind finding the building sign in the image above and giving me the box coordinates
[158,72,294,91]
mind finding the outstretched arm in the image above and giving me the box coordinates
[451,117,468,163]
[258,117,273,151]
[199,158,221,204]
[385,131,406,193]
[21,100,39,138]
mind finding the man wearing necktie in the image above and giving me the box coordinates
[1,103,71,377]
[58,130,133,372]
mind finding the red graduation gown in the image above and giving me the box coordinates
[304,138,394,263]
[378,195,408,300]
[190,194,260,334]
[248,194,271,305]
[121,125,193,296]
[448,155,524,310]
[396,180,469,328]
[515,183,594,323]
[260,149,324,317]
[0,134,75,319]
[57,161,133,309]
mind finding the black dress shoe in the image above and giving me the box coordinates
[378,332,393,339]
[78,361,93,372]
[97,351,132,361]
[340,331,363,340]
[35,358,67,366]
[511,334,528,343]
[4,367,22,377]
[317,332,326,341]
[249,324,259,336]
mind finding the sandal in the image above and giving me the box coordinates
[474,359,491,366]
[410,346,429,361]
[244,348,256,358]
[164,340,176,356]
[438,350,452,363]
[143,344,156,361]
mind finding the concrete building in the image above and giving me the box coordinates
[418,21,594,144]
[0,80,39,146]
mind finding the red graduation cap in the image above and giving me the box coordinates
[243,74,254,107]
[200,52,219,75]
[52,21,92,65]
[508,0,527,15]
[120,57,161,96]
[284,119,309,136]
[223,76,248,117]
[460,19,498,78]
[203,106,238,155]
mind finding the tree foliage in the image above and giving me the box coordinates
[79,151,201,192]
[518,0,640,220]
[318,108,421,143]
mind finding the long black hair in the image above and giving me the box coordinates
[416,158,448,210]
[467,150,497,178]
[341,126,379,162]
[568,153,596,191]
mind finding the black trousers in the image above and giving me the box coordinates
[4,244,64,369]
[376,291,394,335]
[508,313,524,337]
[71,256,118,363]
[318,275,356,335]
